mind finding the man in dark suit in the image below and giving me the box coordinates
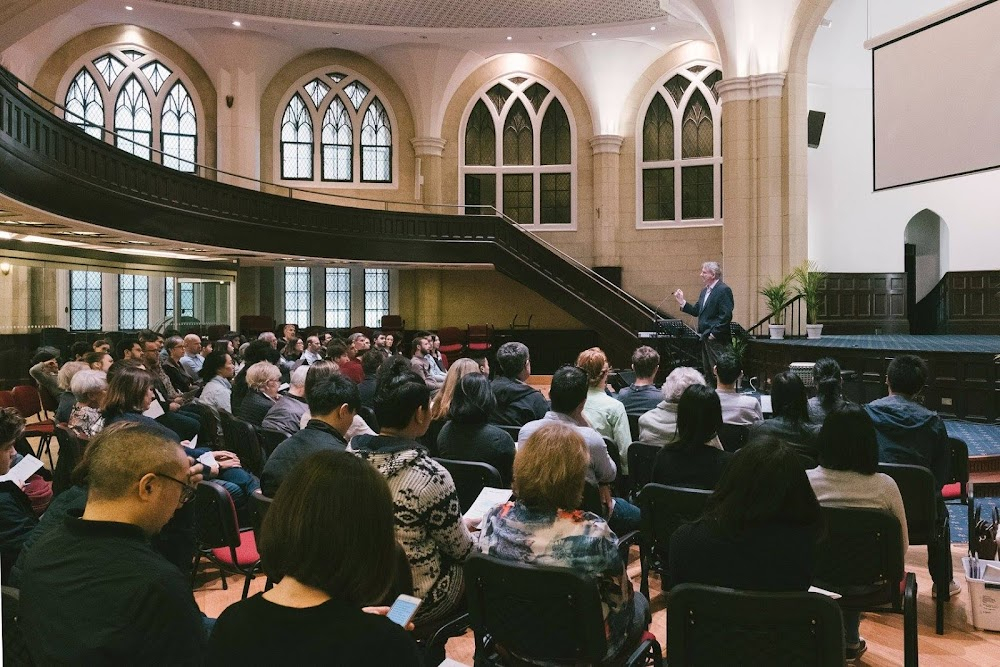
[673,261,733,386]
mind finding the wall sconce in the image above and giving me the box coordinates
[226,95,234,108]
[0,262,11,275]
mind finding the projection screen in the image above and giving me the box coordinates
[868,0,1000,190]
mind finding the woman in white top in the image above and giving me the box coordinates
[198,351,236,414]
[807,402,907,662]
[576,348,633,474]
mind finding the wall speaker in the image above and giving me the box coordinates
[808,110,826,148]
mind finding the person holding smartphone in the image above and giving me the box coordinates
[207,451,422,665]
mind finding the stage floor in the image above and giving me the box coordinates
[753,334,1000,353]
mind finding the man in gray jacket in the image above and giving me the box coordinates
[261,365,309,436]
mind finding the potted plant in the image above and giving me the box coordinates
[759,275,792,339]
[793,261,827,339]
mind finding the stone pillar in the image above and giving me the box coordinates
[588,135,624,268]
[411,137,447,212]
[716,73,805,327]
[216,68,260,189]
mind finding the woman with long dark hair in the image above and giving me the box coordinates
[650,384,733,489]
[437,372,516,485]
[808,357,846,425]
[198,351,236,415]
[749,371,820,461]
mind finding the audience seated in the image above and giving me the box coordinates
[235,361,281,427]
[295,360,377,443]
[470,353,490,376]
[28,349,61,400]
[807,403,907,660]
[639,367,722,448]
[0,409,40,581]
[427,333,449,374]
[340,334,367,383]
[518,366,639,534]
[139,338,201,441]
[261,375,358,496]
[479,421,650,660]
[116,338,144,363]
[669,438,822,592]
[357,350,382,408]
[197,350,236,415]
[280,336,303,365]
[437,372,516,486]
[615,346,662,414]
[102,364,185,443]
[83,350,113,373]
[372,330,391,359]
[67,369,107,438]
[749,371,819,461]
[577,347,633,476]
[350,364,474,626]
[70,341,91,361]
[207,451,421,664]
[651,385,733,490]
[232,340,279,411]
[865,354,956,596]
[162,336,198,394]
[489,342,549,427]
[713,351,762,426]
[179,333,205,381]
[423,358,481,454]
[260,364,309,436]
[19,423,207,664]
[808,357,846,425]
[410,333,444,393]
[55,360,89,423]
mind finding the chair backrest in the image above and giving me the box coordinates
[813,506,904,607]
[10,386,42,420]
[36,386,59,414]
[2,586,33,667]
[497,424,521,441]
[220,415,266,477]
[380,315,404,331]
[638,483,712,564]
[437,326,465,348]
[580,482,607,519]
[433,458,503,513]
[667,583,844,666]
[52,424,86,496]
[194,481,242,550]
[255,427,288,457]
[626,413,642,442]
[249,489,273,538]
[465,553,609,663]
[0,391,13,410]
[946,436,969,487]
[627,442,660,493]
[357,405,380,433]
[878,462,938,544]
[602,436,622,475]
[717,423,750,452]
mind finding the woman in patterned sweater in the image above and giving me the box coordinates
[350,365,475,626]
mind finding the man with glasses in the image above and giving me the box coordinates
[19,422,209,664]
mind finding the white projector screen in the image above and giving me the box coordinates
[870,0,1000,190]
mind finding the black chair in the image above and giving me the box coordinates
[667,584,844,666]
[627,413,643,442]
[433,458,503,514]
[637,483,712,599]
[496,424,521,441]
[603,436,626,497]
[813,506,918,667]
[879,462,950,634]
[52,423,86,497]
[626,442,660,503]
[358,405,380,433]
[255,427,287,458]
[249,489,274,591]
[942,437,974,542]
[220,415,266,477]
[465,553,663,666]
[2,586,32,667]
[191,481,263,599]
[716,423,750,452]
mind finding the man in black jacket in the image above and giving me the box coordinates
[674,260,734,385]
[489,342,549,427]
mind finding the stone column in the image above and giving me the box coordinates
[216,68,260,189]
[588,135,624,268]
[716,73,805,327]
[411,137,447,212]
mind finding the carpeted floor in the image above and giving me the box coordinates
[944,420,1000,457]
[754,334,1000,353]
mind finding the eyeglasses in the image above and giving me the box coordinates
[154,473,196,504]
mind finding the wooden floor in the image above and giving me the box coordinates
[194,543,1000,666]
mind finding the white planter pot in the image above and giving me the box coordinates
[806,324,824,339]
[769,324,786,340]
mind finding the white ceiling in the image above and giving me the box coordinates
[150,0,670,29]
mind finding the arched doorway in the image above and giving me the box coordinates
[904,209,948,333]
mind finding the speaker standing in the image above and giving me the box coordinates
[673,261,733,385]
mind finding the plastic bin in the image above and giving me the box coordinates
[963,556,1000,631]
[789,362,816,387]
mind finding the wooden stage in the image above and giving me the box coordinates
[745,335,1000,424]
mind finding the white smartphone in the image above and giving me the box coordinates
[386,594,422,627]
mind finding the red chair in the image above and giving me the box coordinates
[10,385,54,467]
[436,327,466,359]
[467,324,493,353]
[0,391,13,409]
[191,481,262,599]
[37,386,59,418]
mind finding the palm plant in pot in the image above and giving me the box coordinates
[759,275,792,339]
[792,261,827,339]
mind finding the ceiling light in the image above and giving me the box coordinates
[591,32,597,36]
[506,36,512,41]
[650,26,657,31]
[125,5,133,10]
[232,20,241,27]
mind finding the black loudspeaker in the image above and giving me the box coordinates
[593,266,623,287]
[807,110,826,148]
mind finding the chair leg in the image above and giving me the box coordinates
[242,572,253,600]
[903,573,918,667]
[639,542,650,600]
[190,554,201,588]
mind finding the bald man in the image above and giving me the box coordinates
[178,333,203,381]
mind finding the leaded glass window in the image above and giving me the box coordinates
[638,64,722,226]
[280,94,313,180]
[276,70,394,184]
[161,82,197,172]
[364,269,390,328]
[461,75,576,227]
[93,55,125,88]
[284,267,311,328]
[114,75,152,160]
[118,274,149,330]
[140,61,172,94]
[65,69,104,139]
[360,98,391,182]
[70,271,102,331]
[325,268,351,328]
[165,278,194,321]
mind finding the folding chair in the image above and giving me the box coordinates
[637,483,712,599]
[10,386,54,467]
[191,481,262,599]
[433,458,503,514]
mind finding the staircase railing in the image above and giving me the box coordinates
[748,294,807,338]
